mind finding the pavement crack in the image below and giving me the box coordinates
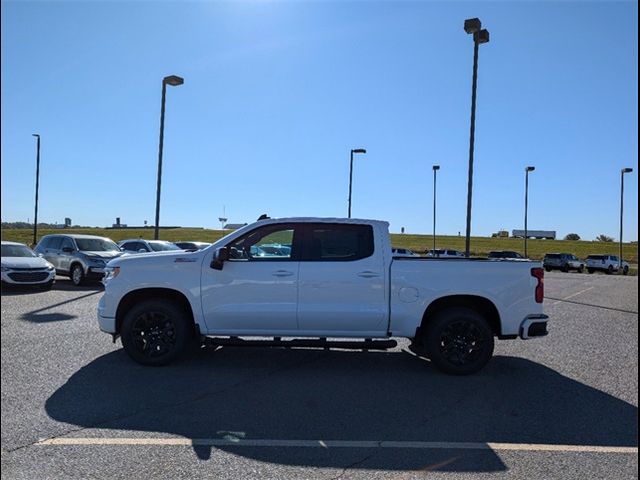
[331,446,380,480]
[545,297,638,314]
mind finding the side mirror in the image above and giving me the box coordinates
[62,247,74,253]
[37,253,44,258]
[210,247,229,270]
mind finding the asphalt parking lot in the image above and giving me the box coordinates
[1,272,637,480]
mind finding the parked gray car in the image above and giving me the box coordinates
[543,253,584,273]
[34,234,123,286]
[118,239,182,254]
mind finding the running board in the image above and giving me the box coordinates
[202,336,397,350]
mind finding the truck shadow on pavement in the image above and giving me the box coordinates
[45,348,638,472]
[20,291,101,323]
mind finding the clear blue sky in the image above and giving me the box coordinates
[1,0,637,241]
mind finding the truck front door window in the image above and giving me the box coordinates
[228,227,295,261]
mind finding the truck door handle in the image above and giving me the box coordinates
[272,270,294,277]
[358,271,381,278]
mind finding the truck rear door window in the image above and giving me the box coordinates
[303,224,374,261]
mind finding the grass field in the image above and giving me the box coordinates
[2,227,637,266]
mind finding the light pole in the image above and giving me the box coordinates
[348,148,366,218]
[463,18,490,257]
[432,165,440,252]
[32,134,41,246]
[619,167,633,273]
[524,166,535,258]
[154,74,184,240]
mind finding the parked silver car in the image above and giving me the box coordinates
[391,247,420,257]
[34,234,123,286]
[173,241,212,251]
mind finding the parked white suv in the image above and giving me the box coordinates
[585,254,629,275]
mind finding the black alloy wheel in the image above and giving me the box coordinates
[131,311,177,359]
[425,307,494,375]
[121,300,192,366]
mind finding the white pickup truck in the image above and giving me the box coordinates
[98,218,548,375]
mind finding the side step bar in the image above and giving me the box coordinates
[203,336,397,350]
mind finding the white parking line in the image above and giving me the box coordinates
[552,286,594,306]
[35,437,638,454]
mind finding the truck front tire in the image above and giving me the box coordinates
[424,307,494,375]
[121,299,192,366]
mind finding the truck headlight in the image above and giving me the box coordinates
[103,266,120,282]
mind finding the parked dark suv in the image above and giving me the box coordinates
[487,251,524,259]
[543,253,584,273]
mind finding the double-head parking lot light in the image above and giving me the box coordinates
[463,18,490,257]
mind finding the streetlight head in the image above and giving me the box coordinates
[163,75,184,86]
[32,133,40,138]
[433,165,440,171]
[622,168,633,174]
[352,149,366,154]
[526,166,535,172]
[475,29,490,44]
[464,18,482,34]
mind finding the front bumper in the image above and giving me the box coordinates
[1,269,56,285]
[97,294,117,333]
[520,314,549,339]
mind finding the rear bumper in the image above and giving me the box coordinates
[520,314,549,339]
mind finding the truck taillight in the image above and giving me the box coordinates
[531,267,544,303]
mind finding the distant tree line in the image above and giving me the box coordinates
[1,222,92,229]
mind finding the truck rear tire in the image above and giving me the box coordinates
[424,307,494,375]
[121,299,192,366]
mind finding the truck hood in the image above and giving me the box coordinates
[106,250,201,267]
